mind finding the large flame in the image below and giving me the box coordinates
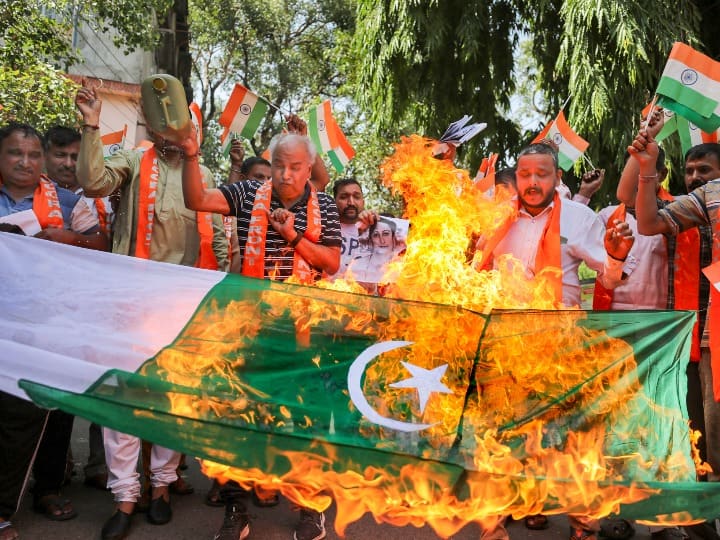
[144,135,703,538]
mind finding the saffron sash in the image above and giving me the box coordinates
[34,175,65,229]
[136,147,218,269]
[241,180,321,283]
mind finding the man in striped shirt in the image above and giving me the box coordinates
[180,130,340,540]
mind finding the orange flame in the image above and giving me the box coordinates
[145,135,703,537]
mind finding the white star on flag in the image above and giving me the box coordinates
[389,362,452,413]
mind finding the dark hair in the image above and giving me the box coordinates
[45,126,81,150]
[685,143,720,165]
[0,122,43,152]
[518,141,559,170]
[332,177,362,198]
[495,167,516,186]
[240,156,271,176]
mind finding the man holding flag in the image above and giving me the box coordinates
[630,127,720,540]
[179,127,340,540]
[74,84,229,540]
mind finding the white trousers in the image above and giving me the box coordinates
[103,428,180,503]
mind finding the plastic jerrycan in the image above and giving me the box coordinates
[141,74,191,142]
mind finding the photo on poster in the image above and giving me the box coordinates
[347,216,409,284]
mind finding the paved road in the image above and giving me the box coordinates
[13,418,657,540]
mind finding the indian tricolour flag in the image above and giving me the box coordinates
[656,42,720,133]
[308,100,356,172]
[676,115,719,155]
[219,125,238,157]
[532,111,588,171]
[3,231,719,525]
[189,102,203,147]
[218,83,269,140]
[101,125,127,158]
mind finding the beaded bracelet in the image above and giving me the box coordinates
[82,124,100,130]
[183,152,199,162]
[230,166,243,174]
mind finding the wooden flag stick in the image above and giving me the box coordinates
[582,152,597,171]
[643,94,658,130]
[560,94,572,111]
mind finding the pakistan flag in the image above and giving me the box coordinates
[2,232,718,536]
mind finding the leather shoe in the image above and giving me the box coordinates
[101,510,132,540]
[147,495,172,525]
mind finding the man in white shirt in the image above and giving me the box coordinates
[491,142,633,309]
[483,141,633,540]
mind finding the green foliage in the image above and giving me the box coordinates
[0,63,79,131]
[354,0,523,168]
[354,0,716,207]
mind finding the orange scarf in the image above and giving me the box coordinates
[592,204,626,310]
[475,192,563,304]
[136,147,218,269]
[241,180,321,283]
[533,193,563,304]
[658,187,701,361]
[94,197,109,235]
[33,175,65,229]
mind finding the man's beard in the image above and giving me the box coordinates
[687,179,705,192]
[340,206,358,222]
[520,188,554,211]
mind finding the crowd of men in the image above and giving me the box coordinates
[0,83,719,540]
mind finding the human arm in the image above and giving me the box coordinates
[35,199,109,250]
[628,130,674,235]
[573,169,604,205]
[179,129,231,214]
[617,107,664,205]
[75,87,131,197]
[228,139,245,183]
[35,228,108,250]
[267,207,340,274]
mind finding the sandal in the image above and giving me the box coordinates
[525,514,549,530]
[600,519,635,540]
[33,494,78,521]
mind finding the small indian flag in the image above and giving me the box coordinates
[101,125,127,158]
[532,111,588,171]
[218,84,269,140]
[676,115,719,155]
[308,100,355,172]
[656,42,720,133]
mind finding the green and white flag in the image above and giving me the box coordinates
[2,232,720,534]
[656,42,720,133]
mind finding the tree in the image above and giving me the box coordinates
[1,0,175,130]
[355,0,707,205]
[188,0,356,173]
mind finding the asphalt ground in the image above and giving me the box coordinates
[11,417,658,540]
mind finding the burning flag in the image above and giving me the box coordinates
[218,83,269,141]
[656,42,720,133]
[532,111,589,171]
[2,228,718,536]
[308,100,355,172]
[101,125,127,157]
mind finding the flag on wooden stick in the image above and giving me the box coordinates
[308,100,355,172]
[218,84,269,140]
[532,111,589,171]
